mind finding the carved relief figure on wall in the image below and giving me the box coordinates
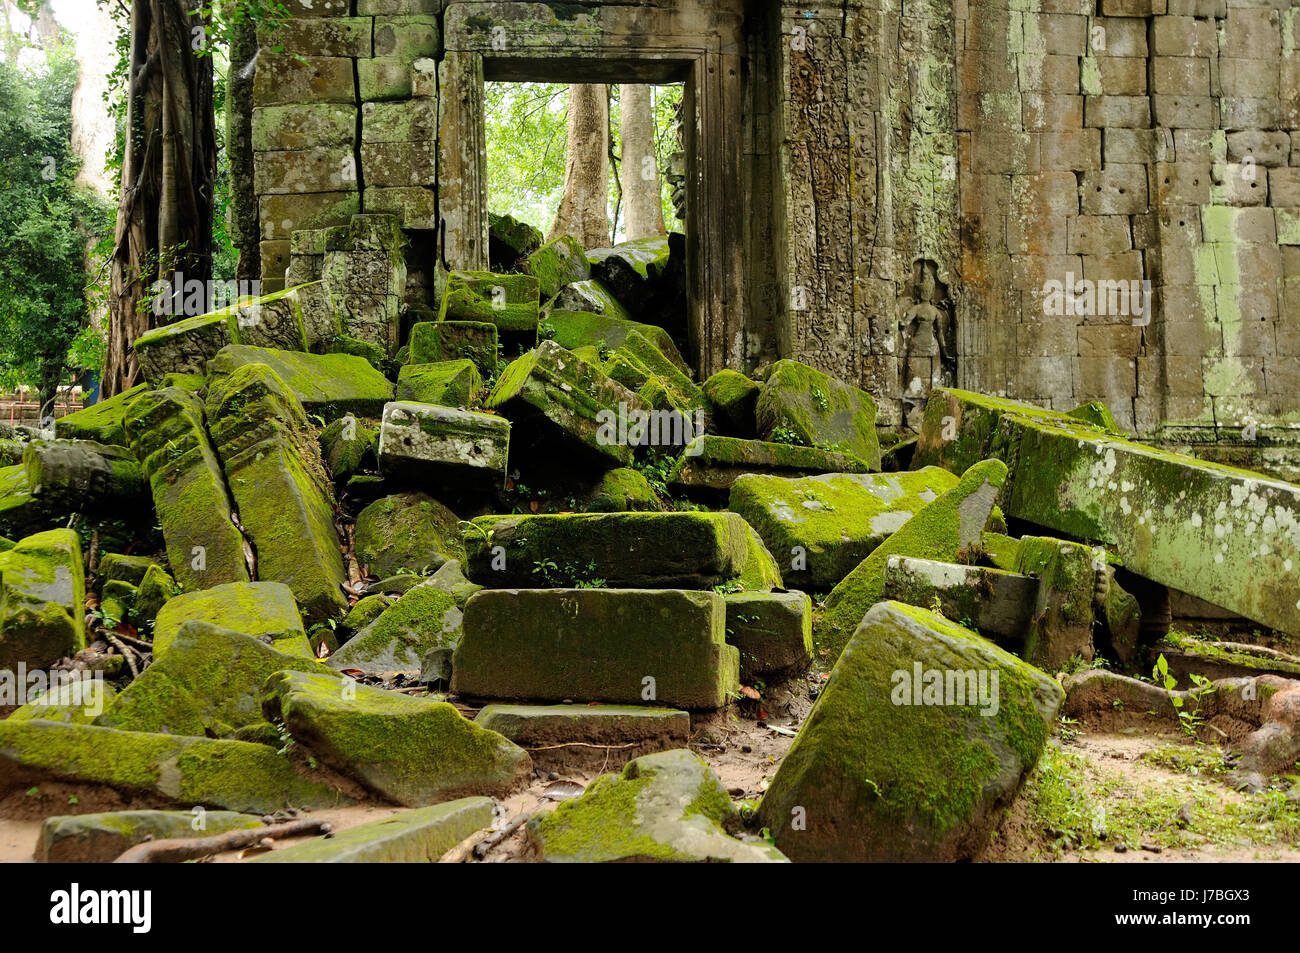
[899,259,956,431]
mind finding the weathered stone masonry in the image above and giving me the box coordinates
[246,0,1300,459]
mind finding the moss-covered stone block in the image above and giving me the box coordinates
[54,384,149,447]
[135,563,176,626]
[408,320,498,377]
[475,704,690,750]
[725,591,813,682]
[669,435,871,493]
[702,370,760,438]
[0,720,348,812]
[98,621,326,737]
[23,439,148,509]
[0,464,45,539]
[463,511,749,588]
[354,491,463,578]
[376,401,510,487]
[262,669,530,805]
[1014,536,1098,670]
[250,797,495,862]
[754,360,880,469]
[9,678,116,725]
[152,581,310,657]
[539,310,688,375]
[728,467,961,590]
[135,312,237,384]
[489,212,543,269]
[395,359,481,406]
[529,748,787,863]
[815,460,1008,663]
[522,235,591,299]
[453,589,739,709]
[587,237,670,307]
[38,809,263,862]
[545,278,633,323]
[758,602,1062,862]
[328,582,461,672]
[318,414,379,480]
[208,344,393,420]
[439,271,540,335]
[880,555,1038,643]
[587,467,663,512]
[0,529,84,670]
[123,387,251,592]
[485,341,646,467]
[723,522,785,592]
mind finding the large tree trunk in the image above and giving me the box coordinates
[226,9,259,283]
[619,85,666,242]
[547,83,610,250]
[103,0,215,398]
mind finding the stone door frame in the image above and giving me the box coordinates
[439,1,745,373]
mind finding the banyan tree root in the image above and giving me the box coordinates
[1063,670,1300,791]
[113,818,331,862]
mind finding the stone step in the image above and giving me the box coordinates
[452,589,739,710]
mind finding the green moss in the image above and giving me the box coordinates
[54,384,149,446]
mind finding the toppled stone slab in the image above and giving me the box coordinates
[354,492,463,577]
[0,720,347,812]
[439,270,540,335]
[816,460,1007,663]
[758,601,1062,862]
[0,464,45,538]
[408,321,498,377]
[250,797,496,862]
[529,749,787,863]
[541,310,688,374]
[123,388,250,592]
[723,521,785,592]
[152,581,311,657]
[489,211,543,267]
[669,435,871,493]
[395,359,481,406]
[97,621,325,737]
[8,679,116,725]
[1014,536,1098,670]
[38,810,263,863]
[587,467,663,513]
[377,402,510,488]
[208,344,393,420]
[586,237,670,312]
[263,669,531,805]
[917,387,1300,637]
[755,360,881,469]
[476,704,690,751]
[23,439,148,509]
[882,556,1038,643]
[725,591,813,681]
[452,589,738,709]
[545,278,633,322]
[328,582,461,672]
[318,414,378,480]
[485,341,647,467]
[462,512,749,589]
[54,383,149,446]
[522,234,590,299]
[0,529,85,670]
[729,467,960,591]
[207,363,348,623]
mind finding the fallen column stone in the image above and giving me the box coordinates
[0,528,85,670]
[262,669,532,806]
[529,749,788,863]
[729,467,960,590]
[916,387,1300,638]
[376,401,510,488]
[207,363,349,623]
[815,459,1008,662]
[452,588,738,709]
[462,512,749,589]
[249,797,497,863]
[123,387,250,593]
[757,601,1062,862]
[0,720,347,813]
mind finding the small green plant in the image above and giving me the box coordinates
[1057,716,1082,743]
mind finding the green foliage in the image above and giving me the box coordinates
[0,47,112,403]
[484,82,683,242]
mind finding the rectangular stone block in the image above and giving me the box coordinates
[361,98,438,142]
[258,17,373,57]
[668,436,871,492]
[1151,16,1217,55]
[364,186,438,229]
[1084,95,1151,127]
[1094,55,1148,95]
[725,591,813,681]
[1151,95,1216,127]
[1202,205,1276,244]
[1022,93,1083,130]
[1075,355,1137,398]
[208,345,393,418]
[1214,164,1268,206]
[259,192,360,240]
[361,141,436,188]
[254,147,356,195]
[251,103,356,152]
[1221,8,1281,56]
[1152,162,1211,204]
[1220,97,1280,128]
[1151,56,1210,93]
[1082,165,1149,214]
[1227,130,1291,167]
[881,556,1038,642]
[253,55,355,106]
[1078,323,1143,356]
[377,401,509,487]
[1094,17,1148,56]
[1104,128,1171,165]
[1068,215,1133,255]
[463,511,750,589]
[1039,128,1102,170]
[453,589,739,709]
